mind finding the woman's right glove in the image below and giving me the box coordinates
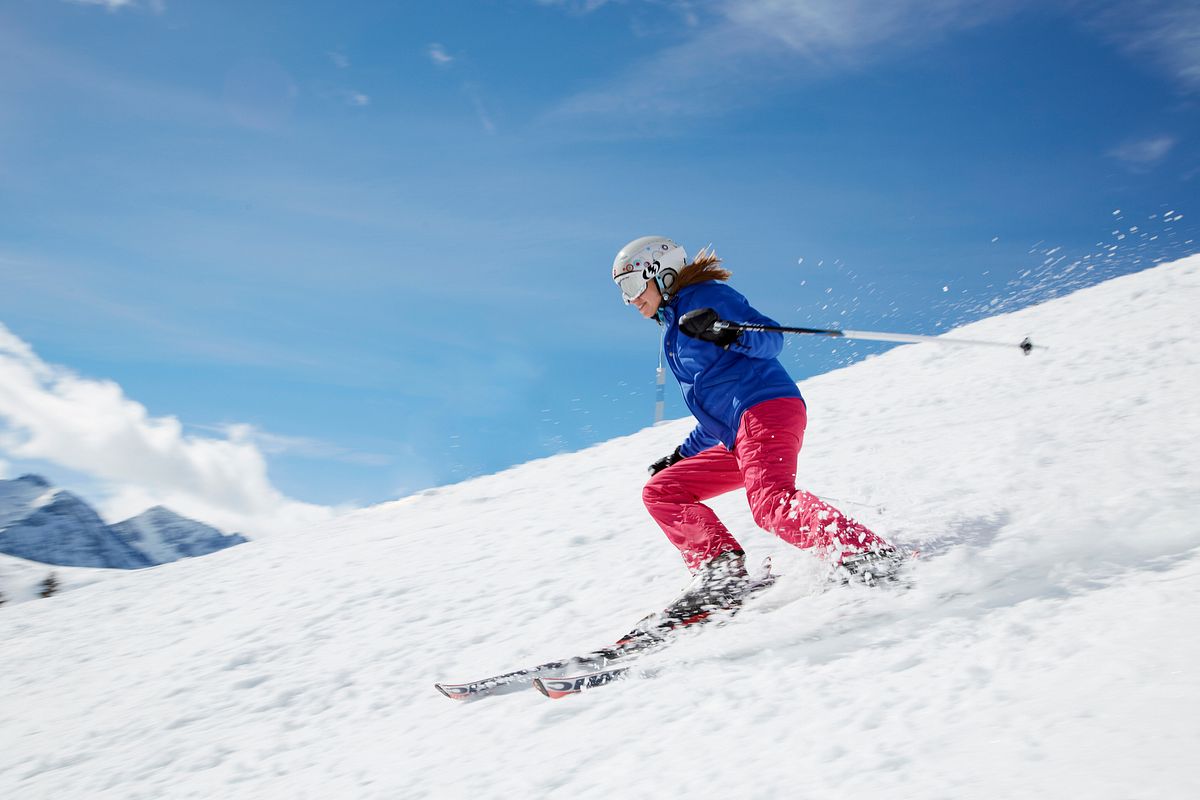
[679,308,742,349]
[648,446,686,476]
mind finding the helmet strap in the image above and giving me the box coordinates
[655,275,672,305]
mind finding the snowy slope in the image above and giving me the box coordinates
[0,553,124,606]
[2,256,1199,799]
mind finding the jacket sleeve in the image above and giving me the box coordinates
[700,284,786,360]
[679,424,721,458]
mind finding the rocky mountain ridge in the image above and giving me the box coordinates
[0,475,247,569]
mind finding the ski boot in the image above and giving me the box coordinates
[616,550,765,649]
[836,547,906,586]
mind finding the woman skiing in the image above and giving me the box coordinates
[612,236,898,630]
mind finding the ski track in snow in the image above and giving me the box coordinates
[2,256,1200,798]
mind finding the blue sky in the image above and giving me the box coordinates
[0,0,1197,531]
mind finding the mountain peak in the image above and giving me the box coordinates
[133,505,183,521]
[15,474,51,488]
[108,507,247,566]
[0,477,246,568]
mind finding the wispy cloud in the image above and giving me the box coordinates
[319,51,369,108]
[0,25,231,128]
[1081,0,1200,90]
[548,0,1015,122]
[544,0,1200,128]
[720,0,1008,55]
[1107,134,1177,170]
[534,0,618,11]
[64,0,165,12]
[428,43,455,66]
[422,42,496,132]
[64,0,136,10]
[464,83,497,134]
[0,322,334,536]
[0,251,343,375]
[201,423,392,468]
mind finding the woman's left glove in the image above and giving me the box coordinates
[679,307,741,349]
[648,447,686,476]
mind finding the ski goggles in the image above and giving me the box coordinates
[615,270,651,304]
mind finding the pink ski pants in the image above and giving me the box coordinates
[643,397,888,571]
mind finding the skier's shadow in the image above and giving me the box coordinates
[895,510,1010,559]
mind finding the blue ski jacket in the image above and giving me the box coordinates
[660,280,804,457]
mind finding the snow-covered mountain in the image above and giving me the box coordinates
[0,476,152,569]
[0,475,246,569]
[1,256,1198,798]
[0,474,56,529]
[109,506,248,565]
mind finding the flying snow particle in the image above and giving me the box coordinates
[942,286,949,292]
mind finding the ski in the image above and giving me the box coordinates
[527,557,919,701]
[435,632,676,701]
[533,667,633,699]
[434,658,586,701]
[433,635,665,701]
[435,563,779,702]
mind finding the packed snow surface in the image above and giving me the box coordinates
[3,257,1199,798]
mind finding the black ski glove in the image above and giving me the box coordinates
[648,447,686,476]
[679,307,741,349]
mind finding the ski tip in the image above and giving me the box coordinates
[535,668,632,699]
[532,677,574,700]
[434,682,474,701]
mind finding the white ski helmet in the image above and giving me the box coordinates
[611,236,688,305]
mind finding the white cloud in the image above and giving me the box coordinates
[720,0,1005,54]
[203,423,391,467]
[545,0,1200,126]
[464,84,497,134]
[328,51,351,69]
[428,43,455,66]
[1108,135,1177,169]
[549,0,1014,121]
[345,90,371,107]
[64,0,137,11]
[1082,0,1200,90]
[534,0,617,10]
[63,0,167,10]
[0,322,334,536]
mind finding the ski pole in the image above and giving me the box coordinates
[714,321,1040,355]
